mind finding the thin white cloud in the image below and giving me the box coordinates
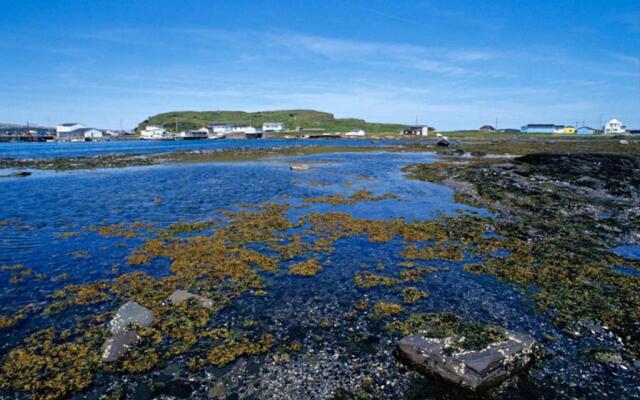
[612,53,640,66]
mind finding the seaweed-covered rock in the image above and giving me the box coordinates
[109,301,154,334]
[167,289,214,308]
[101,330,139,362]
[396,331,538,390]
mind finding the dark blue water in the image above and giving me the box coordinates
[0,139,405,158]
[0,151,637,399]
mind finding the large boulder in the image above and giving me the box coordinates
[167,289,214,308]
[101,330,139,362]
[109,301,154,335]
[396,331,539,390]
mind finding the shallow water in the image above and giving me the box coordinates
[0,151,638,399]
[0,138,404,158]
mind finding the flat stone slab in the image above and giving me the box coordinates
[396,331,538,390]
[101,330,139,362]
[167,289,214,308]
[109,301,154,335]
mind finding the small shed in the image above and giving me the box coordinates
[403,126,430,136]
[479,125,495,132]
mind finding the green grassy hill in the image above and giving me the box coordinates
[137,110,406,134]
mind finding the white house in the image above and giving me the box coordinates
[552,125,565,134]
[345,129,365,137]
[140,125,167,140]
[231,125,257,134]
[604,118,626,134]
[209,124,232,134]
[82,129,103,139]
[262,122,285,132]
[56,123,86,136]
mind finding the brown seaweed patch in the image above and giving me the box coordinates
[354,272,400,288]
[304,190,399,206]
[401,287,429,304]
[371,302,404,319]
[289,259,323,276]
[86,223,138,239]
[0,328,100,399]
[207,333,274,366]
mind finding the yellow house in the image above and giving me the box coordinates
[563,126,576,134]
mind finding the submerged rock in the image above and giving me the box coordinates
[167,289,214,308]
[290,164,310,171]
[0,171,31,178]
[396,331,539,391]
[101,330,139,362]
[109,301,154,334]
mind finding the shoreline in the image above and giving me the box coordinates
[0,136,637,172]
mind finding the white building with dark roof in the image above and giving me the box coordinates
[604,118,626,134]
[56,123,86,135]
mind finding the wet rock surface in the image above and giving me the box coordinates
[396,331,539,390]
[514,153,640,198]
[167,289,214,308]
[101,330,139,362]
[109,301,154,334]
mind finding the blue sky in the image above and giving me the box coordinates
[0,0,638,130]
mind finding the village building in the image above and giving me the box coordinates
[521,124,557,134]
[563,126,576,134]
[262,122,285,133]
[576,126,596,135]
[345,129,365,137]
[604,118,626,134]
[231,125,258,134]
[479,125,495,132]
[81,129,103,139]
[176,128,208,140]
[208,123,232,134]
[56,123,86,135]
[56,123,103,140]
[140,125,167,140]
[403,125,433,136]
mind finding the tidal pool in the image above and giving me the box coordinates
[0,151,638,399]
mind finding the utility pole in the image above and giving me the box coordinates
[175,116,178,133]
[495,117,499,130]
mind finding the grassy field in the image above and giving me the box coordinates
[137,109,406,134]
